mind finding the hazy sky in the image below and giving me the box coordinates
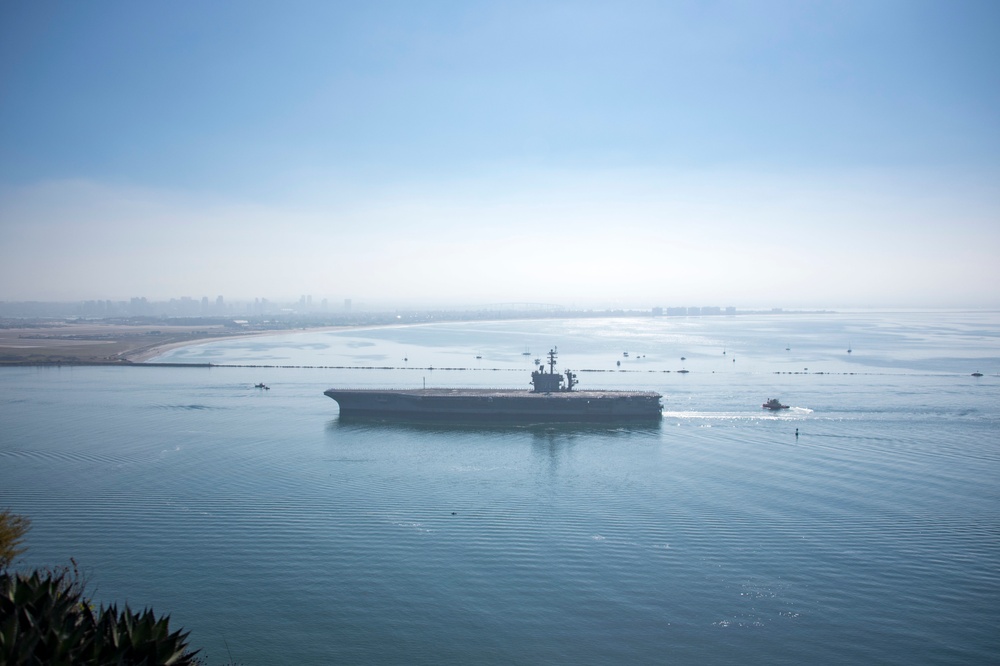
[1,1,998,309]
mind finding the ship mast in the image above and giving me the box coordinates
[548,347,558,374]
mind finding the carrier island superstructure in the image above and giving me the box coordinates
[324,348,663,423]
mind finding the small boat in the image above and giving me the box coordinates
[971,372,983,377]
[762,398,789,410]
[254,383,270,390]
[623,351,629,357]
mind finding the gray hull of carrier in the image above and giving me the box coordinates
[324,387,663,423]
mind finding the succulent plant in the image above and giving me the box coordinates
[0,569,200,665]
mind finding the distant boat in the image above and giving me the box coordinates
[762,398,789,410]
[522,347,531,356]
[971,372,983,377]
[677,369,690,374]
[623,351,629,357]
[476,355,482,359]
[847,341,853,354]
[254,383,269,390]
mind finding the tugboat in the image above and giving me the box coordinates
[762,398,789,410]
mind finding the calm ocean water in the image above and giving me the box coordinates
[2,311,998,664]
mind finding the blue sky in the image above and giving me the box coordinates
[1,1,998,308]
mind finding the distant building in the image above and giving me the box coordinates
[652,307,663,316]
[129,297,150,315]
[253,298,270,315]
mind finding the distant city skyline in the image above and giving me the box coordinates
[2,292,846,325]
[0,293,758,316]
[2,1,998,308]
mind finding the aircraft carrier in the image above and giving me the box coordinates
[324,348,663,423]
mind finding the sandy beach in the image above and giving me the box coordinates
[0,320,364,365]
[0,322,269,365]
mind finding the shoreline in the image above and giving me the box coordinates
[1,310,874,368]
[127,321,449,363]
[123,329,282,363]
[128,324,386,363]
[0,323,348,367]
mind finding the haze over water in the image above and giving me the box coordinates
[2,311,998,664]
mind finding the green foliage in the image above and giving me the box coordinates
[0,569,87,664]
[0,510,31,571]
[0,569,201,665]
